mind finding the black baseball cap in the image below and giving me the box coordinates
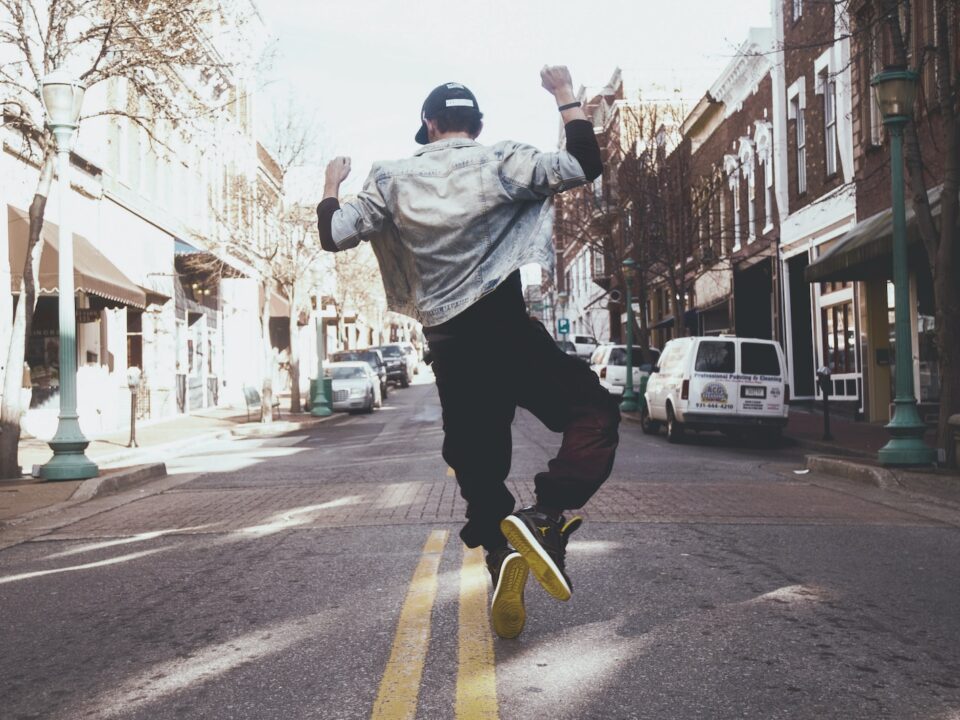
[415,82,482,145]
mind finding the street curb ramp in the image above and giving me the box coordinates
[70,463,168,503]
[805,455,900,491]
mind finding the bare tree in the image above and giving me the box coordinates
[332,242,387,350]
[273,204,324,413]
[557,99,735,349]
[0,0,252,477]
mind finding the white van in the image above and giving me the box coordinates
[642,336,789,443]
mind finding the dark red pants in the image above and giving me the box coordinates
[428,316,621,551]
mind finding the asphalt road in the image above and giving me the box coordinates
[2,372,959,720]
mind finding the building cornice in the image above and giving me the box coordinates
[708,28,774,117]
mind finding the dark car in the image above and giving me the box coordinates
[556,339,579,357]
[330,349,388,399]
[376,344,410,388]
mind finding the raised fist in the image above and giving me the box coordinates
[540,65,574,96]
[325,156,351,186]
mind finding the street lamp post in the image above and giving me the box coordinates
[39,70,98,481]
[310,300,332,417]
[872,66,936,466]
[620,258,639,413]
[557,290,569,340]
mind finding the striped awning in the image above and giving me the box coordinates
[8,206,153,309]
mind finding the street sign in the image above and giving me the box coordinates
[557,318,570,334]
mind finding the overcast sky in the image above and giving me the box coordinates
[256,0,772,199]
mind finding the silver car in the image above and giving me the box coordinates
[327,361,380,413]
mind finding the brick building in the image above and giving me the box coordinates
[646,28,781,351]
[772,0,860,407]
[805,0,959,424]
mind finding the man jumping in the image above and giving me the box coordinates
[317,66,621,638]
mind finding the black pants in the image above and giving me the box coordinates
[427,313,621,552]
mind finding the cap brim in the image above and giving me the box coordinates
[415,122,429,145]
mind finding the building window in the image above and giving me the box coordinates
[821,302,855,374]
[823,73,838,176]
[792,96,807,194]
[593,250,604,277]
[792,0,802,21]
[867,28,883,146]
[732,185,741,251]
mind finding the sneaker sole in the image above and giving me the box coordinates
[491,552,528,639]
[500,516,572,601]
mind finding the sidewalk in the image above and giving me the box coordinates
[1,401,340,526]
[782,404,938,459]
[623,403,959,507]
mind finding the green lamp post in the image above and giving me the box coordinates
[557,290,569,340]
[871,66,935,466]
[310,298,332,417]
[39,70,98,481]
[620,258,639,413]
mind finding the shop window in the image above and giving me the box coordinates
[887,279,941,404]
[127,309,143,369]
[821,279,853,294]
[821,302,855,374]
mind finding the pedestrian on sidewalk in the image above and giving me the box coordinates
[317,66,621,638]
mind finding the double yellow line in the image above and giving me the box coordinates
[370,530,499,720]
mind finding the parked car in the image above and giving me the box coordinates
[590,344,660,396]
[556,339,579,357]
[376,344,411,388]
[642,335,789,443]
[397,341,420,376]
[326,361,380,413]
[571,334,600,361]
[330,349,388,399]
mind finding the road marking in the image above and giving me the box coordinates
[456,546,499,719]
[370,529,448,720]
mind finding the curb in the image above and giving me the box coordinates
[69,463,168,503]
[805,455,900,491]
[82,412,342,468]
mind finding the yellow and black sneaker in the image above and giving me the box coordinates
[500,507,582,602]
[488,549,529,639]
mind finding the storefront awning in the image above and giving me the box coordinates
[805,184,953,283]
[8,206,153,309]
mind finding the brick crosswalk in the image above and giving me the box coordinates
[39,478,940,540]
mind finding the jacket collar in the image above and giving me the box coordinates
[413,138,479,156]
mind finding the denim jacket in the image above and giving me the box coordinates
[328,138,590,327]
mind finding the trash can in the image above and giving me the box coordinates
[638,374,649,411]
